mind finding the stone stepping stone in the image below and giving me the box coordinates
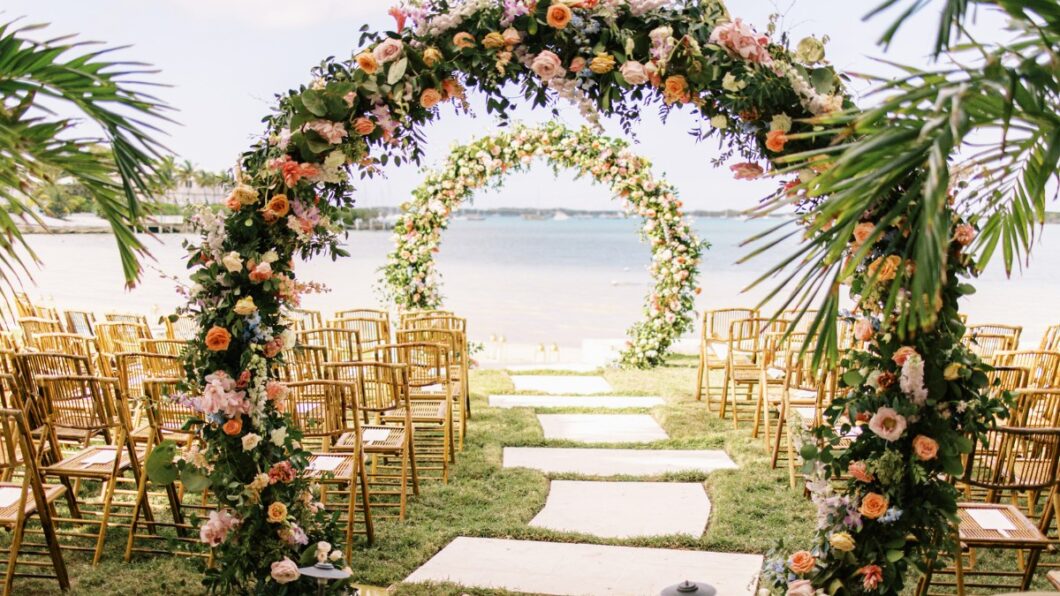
[404,537,763,595]
[530,480,710,538]
[510,375,612,395]
[489,395,664,409]
[503,447,738,477]
[537,414,668,444]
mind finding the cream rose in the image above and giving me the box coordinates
[619,60,648,85]
[221,251,243,273]
[233,296,257,316]
[241,433,262,451]
[270,557,300,584]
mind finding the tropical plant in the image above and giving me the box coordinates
[0,19,169,290]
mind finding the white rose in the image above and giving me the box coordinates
[270,426,288,447]
[241,433,262,451]
[770,113,792,133]
[261,250,279,264]
[710,114,728,129]
[721,73,746,92]
[221,252,243,273]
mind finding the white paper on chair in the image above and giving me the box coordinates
[81,450,116,467]
[0,487,21,508]
[309,456,344,472]
[362,428,390,443]
[968,509,1016,532]
[420,384,444,393]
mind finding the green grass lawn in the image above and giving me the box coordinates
[12,355,1056,594]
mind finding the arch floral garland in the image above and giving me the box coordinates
[152,0,1000,594]
[380,121,703,368]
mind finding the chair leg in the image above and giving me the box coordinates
[771,402,786,470]
[358,459,374,545]
[694,354,705,402]
[719,366,730,419]
[398,450,409,521]
[92,475,119,565]
[2,516,25,595]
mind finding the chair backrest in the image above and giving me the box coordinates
[141,338,190,357]
[1041,324,1060,352]
[704,308,757,342]
[142,378,199,439]
[288,308,323,331]
[285,380,350,440]
[113,352,183,403]
[966,324,1022,350]
[105,312,151,328]
[994,350,1060,388]
[398,309,453,326]
[324,361,408,415]
[30,332,95,357]
[164,314,199,341]
[36,374,117,433]
[95,321,151,354]
[962,426,1060,494]
[387,342,450,389]
[64,310,97,336]
[13,293,36,318]
[779,309,819,335]
[18,317,65,339]
[986,366,1030,399]
[328,318,390,356]
[727,317,789,357]
[334,308,390,324]
[964,333,1017,362]
[297,328,362,363]
[396,328,461,367]
[1012,389,1060,428]
[283,345,330,381]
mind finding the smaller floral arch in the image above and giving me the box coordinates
[381,122,703,368]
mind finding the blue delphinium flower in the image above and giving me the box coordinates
[880,508,904,524]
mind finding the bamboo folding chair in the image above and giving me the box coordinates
[1041,324,1060,352]
[963,333,1015,364]
[328,317,390,361]
[282,344,330,381]
[380,342,454,482]
[720,317,789,429]
[286,380,374,554]
[140,338,190,357]
[966,324,1022,350]
[401,314,470,421]
[396,328,467,451]
[693,307,757,407]
[918,426,1060,595]
[769,350,829,488]
[754,331,807,447]
[288,308,324,332]
[63,310,96,337]
[108,352,187,446]
[163,314,198,341]
[297,328,362,363]
[94,322,151,356]
[18,353,101,448]
[17,318,64,344]
[993,350,1060,389]
[0,407,69,596]
[325,362,419,521]
[334,308,391,325]
[28,333,95,358]
[36,374,146,565]
[124,378,212,564]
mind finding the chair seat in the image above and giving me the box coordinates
[0,482,66,524]
[303,453,355,480]
[130,423,193,444]
[957,503,1050,546]
[44,445,142,478]
[335,425,406,453]
[33,424,103,444]
[385,401,446,422]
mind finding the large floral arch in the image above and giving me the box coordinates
[381,121,702,368]
[155,1,999,594]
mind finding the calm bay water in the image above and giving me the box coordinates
[21,216,1060,347]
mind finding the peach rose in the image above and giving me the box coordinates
[267,501,288,523]
[848,460,874,483]
[501,27,522,46]
[569,56,586,73]
[441,78,463,100]
[204,326,231,352]
[859,492,889,519]
[788,550,816,575]
[546,3,573,28]
[954,223,976,246]
[765,129,788,152]
[249,261,273,283]
[853,317,875,342]
[422,46,443,66]
[852,222,874,246]
[868,407,907,441]
[482,31,506,49]
[355,52,379,75]
[353,117,375,136]
[270,557,300,584]
[453,32,476,49]
[223,417,242,436]
[913,435,939,460]
[786,580,815,596]
[530,50,564,80]
[867,254,902,281]
[663,75,689,104]
[372,38,403,64]
[227,184,259,206]
[226,194,242,211]
[420,88,442,109]
[266,194,290,218]
[619,60,648,85]
[892,346,918,366]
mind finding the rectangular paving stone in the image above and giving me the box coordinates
[530,480,710,538]
[503,447,738,477]
[537,414,668,443]
[510,375,612,395]
[505,363,601,372]
[489,395,664,409]
[404,537,762,595]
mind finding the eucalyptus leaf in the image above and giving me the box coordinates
[388,57,408,85]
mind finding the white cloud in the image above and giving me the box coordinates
[167,0,393,29]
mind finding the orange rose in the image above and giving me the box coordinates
[223,417,243,436]
[267,501,288,523]
[453,32,476,49]
[546,3,573,28]
[859,492,888,520]
[892,346,918,366]
[204,326,232,352]
[788,550,816,575]
[355,52,379,74]
[266,194,290,218]
[765,129,788,152]
[663,75,689,105]
[867,254,902,281]
[913,435,939,460]
[441,78,463,100]
[852,222,875,246]
[353,117,375,136]
[848,460,874,483]
[420,88,442,109]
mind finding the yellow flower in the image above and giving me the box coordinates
[589,53,616,74]
[267,501,287,523]
[233,296,257,316]
[829,532,856,552]
[227,184,259,206]
[944,362,962,381]
[422,47,443,67]
[482,32,506,50]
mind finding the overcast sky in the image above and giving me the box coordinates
[6,0,1009,211]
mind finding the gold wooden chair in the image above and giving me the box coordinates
[720,317,789,429]
[163,314,198,341]
[140,338,190,357]
[965,323,1022,351]
[325,361,418,521]
[693,307,756,408]
[297,328,362,363]
[94,321,151,355]
[1041,324,1060,352]
[28,333,95,357]
[769,350,829,488]
[282,344,329,381]
[381,342,454,482]
[754,331,806,447]
[401,314,470,422]
[919,426,1060,595]
[36,374,145,565]
[17,318,64,343]
[288,308,324,332]
[0,407,69,595]
[63,310,96,337]
[329,317,390,361]
[994,350,1060,389]
[397,327,467,451]
[962,333,1015,365]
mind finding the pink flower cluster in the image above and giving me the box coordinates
[268,155,320,187]
[200,509,240,547]
[200,371,250,418]
[303,119,348,144]
[287,200,322,236]
[268,460,297,485]
[709,18,772,65]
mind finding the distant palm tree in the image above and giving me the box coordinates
[0,19,170,292]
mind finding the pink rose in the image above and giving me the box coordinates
[249,261,273,283]
[620,60,649,85]
[569,56,586,72]
[709,18,772,65]
[892,346,918,366]
[868,407,907,442]
[501,27,522,46]
[303,119,348,144]
[853,317,875,342]
[848,460,874,483]
[913,435,939,460]
[729,162,763,180]
[372,38,403,64]
[530,50,564,80]
[787,579,815,596]
[954,223,975,246]
[270,557,300,584]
